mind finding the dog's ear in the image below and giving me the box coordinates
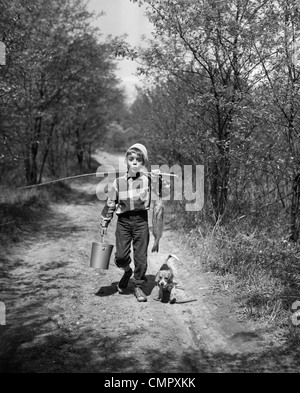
[167,271,174,283]
[155,272,161,282]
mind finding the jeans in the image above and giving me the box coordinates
[115,210,149,287]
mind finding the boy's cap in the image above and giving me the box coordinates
[126,143,148,164]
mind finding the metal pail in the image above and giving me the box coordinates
[90,241,114,269]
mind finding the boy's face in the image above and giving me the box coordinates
[126,152,144,175]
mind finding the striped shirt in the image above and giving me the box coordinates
[101,172,170,223]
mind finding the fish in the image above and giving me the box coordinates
[151,197,164,253]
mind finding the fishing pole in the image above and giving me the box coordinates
[96,170,178,178]
[17,170,178,190]
[17,172,99,190]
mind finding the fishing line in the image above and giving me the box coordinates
[17,172,100,190]
[17,170,178,190]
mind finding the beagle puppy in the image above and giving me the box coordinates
[155,254,179,303]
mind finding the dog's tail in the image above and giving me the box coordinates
[166,254,179,262]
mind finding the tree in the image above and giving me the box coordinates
[131,0,277,221]
[0,0,126,185]
[251,0,300,241]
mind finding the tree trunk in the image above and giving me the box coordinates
[75,124,86,173]
[64,127,72,177]
[77,149,84,172]
[24,139,39,186]
[210,152,230,222]
[290,173,300,242]
[24,151,38,185]
[38,121,56,184]
[87,142,92,170]
[49,141,56,177]
[24,116,43,185]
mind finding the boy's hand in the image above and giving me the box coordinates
[100,226,107,236]
[151,169,161,179]
[100,220,109,236]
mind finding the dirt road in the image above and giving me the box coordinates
[0,152,299,373]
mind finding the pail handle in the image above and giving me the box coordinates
[100,227,108,243]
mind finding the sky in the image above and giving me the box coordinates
[87,0,153,104]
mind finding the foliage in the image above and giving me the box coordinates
[127,1,300,340]
[0,0,127,185]
[127,0,300,241]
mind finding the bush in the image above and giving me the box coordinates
[0,182,75,244]
[174,207,300,344]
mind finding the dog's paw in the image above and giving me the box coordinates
[170,297,176,304]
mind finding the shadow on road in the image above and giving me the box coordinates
[95,275,157,298]
[1,301,299,373]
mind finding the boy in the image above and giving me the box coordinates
[100,143,170,302]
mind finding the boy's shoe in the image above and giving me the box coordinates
[117,268,133,294]
[134,287,147,302]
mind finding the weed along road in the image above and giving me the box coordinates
[0,152,299,373]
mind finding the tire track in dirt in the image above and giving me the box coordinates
[0,192,203,372]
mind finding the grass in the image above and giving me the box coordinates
[0,153,101,245]
[166,201,300,346]
[1,173,300,346]
[0,182,74,245]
